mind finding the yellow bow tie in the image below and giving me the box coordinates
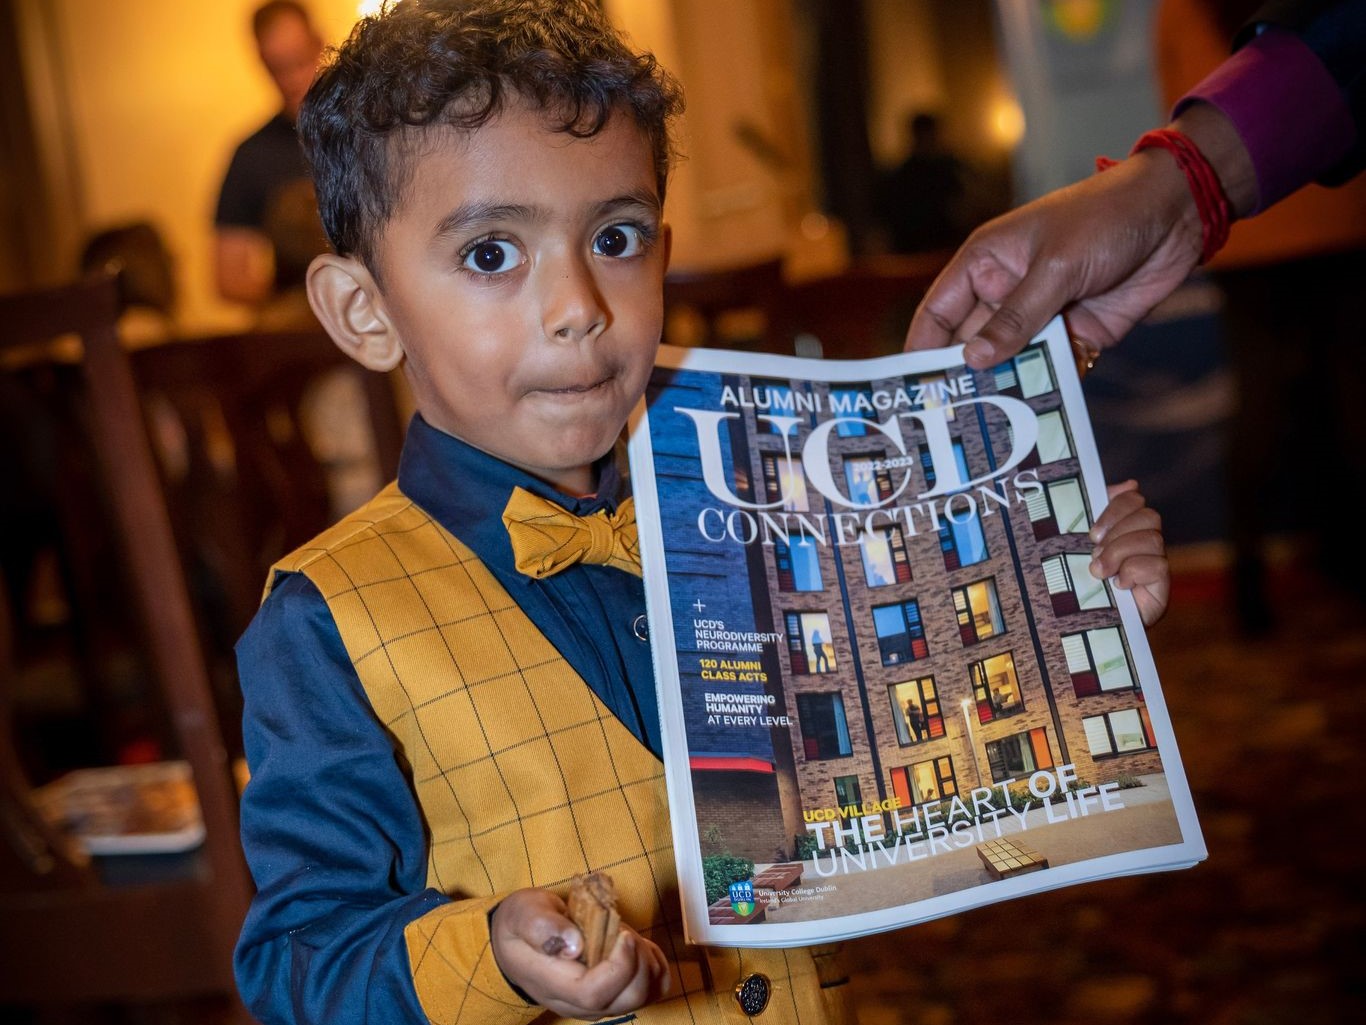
[502,487,642,579]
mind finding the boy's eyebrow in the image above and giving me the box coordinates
[590,189,663,218]
[431,189,662,242]
[432,201,541,241]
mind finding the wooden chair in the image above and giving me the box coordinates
[0,274,254,1021]
[663,257,789,352]
[129,331,405,722]
[773,253,947,359]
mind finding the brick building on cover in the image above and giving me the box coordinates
[648,341,1162,865]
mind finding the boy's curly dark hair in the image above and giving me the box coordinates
[298,0,684,275]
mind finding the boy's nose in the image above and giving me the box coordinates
[541,254,607,342]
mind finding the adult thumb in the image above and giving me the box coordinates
[961,273,1067,369]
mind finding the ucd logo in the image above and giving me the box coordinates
[728,880,755,916]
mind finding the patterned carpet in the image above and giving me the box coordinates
[846,545,1366,1025]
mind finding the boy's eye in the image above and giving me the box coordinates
[593,223,647,258]
[462,239,521,274]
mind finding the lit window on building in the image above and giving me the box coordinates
[889,756,956,808]
[762,452,808,511]
[985,727,1054,783]
[785,610,836,674]
[860,525,912,587]
[969,651,1024,722]
[953,578,1005,645]
[888,677,944,745]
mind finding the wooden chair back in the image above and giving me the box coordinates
[664,257,789,352]
[0,576,98,895]
[0,274,254,1019]
[774,253,947,359]
[130,330,405,691]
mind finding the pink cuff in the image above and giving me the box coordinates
[1174,28,1355,214]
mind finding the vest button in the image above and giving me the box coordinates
[734,973,771,1016]
[631,613,649,641]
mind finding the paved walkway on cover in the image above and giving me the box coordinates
[763,780,1186,924]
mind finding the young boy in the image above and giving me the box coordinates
[233,2,1171,1023]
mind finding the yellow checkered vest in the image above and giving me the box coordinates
[271,483,854,1025]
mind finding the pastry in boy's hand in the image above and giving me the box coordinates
[566,871,620,967]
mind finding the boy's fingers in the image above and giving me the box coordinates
[603,934,666,1012]
[1111,553,1170,590]
[562,931,641,1011]
[1092,496,1159,544]
[1093,486,1146,526]
[1112,555,1171,627]
[1092,533,1169,582]
[1099,506,1163,546]
[625,931,669,992]
[510,906,581,962]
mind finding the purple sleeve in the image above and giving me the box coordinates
[1173,27,1356,214]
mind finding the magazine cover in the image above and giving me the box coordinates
[627,315,1206,947]
[34,760,205,855]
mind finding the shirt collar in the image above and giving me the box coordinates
[396,414,625,575]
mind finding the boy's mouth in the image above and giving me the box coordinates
[535,374,613,397]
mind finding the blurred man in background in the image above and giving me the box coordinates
[213,1,328,326]
[875,111,970,256]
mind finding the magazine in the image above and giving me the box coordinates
[34,760,205,855]
[626,315,1206,948]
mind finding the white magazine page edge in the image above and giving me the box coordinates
[1043,318,1207,865]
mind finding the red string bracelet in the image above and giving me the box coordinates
[1096,128,1231,264]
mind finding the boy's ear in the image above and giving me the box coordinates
[305,253,404,372]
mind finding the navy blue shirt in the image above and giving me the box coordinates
[214,112,322,291]
[233,415,658,1024]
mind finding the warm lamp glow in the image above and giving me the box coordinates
[357,0,384,17]
[799,211,830,241]
[989,96,1026,150]
[1045,0,1112,40]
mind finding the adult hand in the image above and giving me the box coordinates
[904,148,1202,368]
[905,104,1256,369]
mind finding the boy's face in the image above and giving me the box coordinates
[372,101,669,496]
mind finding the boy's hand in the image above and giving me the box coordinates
[1089,480,1169,626]
[490,887,670,1020]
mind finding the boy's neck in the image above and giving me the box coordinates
[423,416,604,501]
